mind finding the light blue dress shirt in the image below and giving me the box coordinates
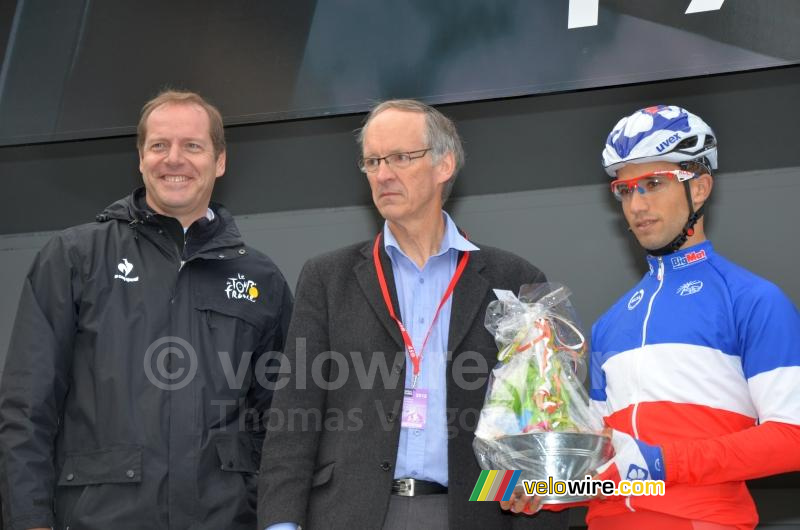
[384,212,479,486]
[265,213,478,530]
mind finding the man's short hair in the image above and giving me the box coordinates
[357,99,465,203]
[137,90,226,158]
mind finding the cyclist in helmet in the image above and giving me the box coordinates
[502,105,800,529]
[589,105,800,528]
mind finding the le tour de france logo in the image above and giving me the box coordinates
[225,273,259,303]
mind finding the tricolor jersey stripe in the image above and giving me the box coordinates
[600,343,757,419]
[589,241,800,528]
[469,470,520,501]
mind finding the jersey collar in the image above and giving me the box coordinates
[647,240,714,274]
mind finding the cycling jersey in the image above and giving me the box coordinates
[589,241,800,529]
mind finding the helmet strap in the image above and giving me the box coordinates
[648,180,704,256]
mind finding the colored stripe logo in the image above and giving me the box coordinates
[469,470,521,501]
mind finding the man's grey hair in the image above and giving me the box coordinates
[357,99,465,203]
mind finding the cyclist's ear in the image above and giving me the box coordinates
[690,173,713,209]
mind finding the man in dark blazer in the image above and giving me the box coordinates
[259,100,569,530]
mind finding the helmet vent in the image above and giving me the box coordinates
[676,136,699,150]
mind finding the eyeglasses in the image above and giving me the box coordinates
[358,148,432,173]
[610,170,696,201]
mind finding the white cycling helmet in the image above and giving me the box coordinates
[602,105,718,177]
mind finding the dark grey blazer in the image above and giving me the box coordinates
[258,239,569,530]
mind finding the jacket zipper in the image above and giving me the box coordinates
[180,232,188,271]
[627,256,664,512]
[633,257,664,437]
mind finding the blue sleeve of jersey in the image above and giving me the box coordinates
[736,282,800,379]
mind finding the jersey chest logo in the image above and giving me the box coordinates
[677,280,703,296]
[627,289,645,310]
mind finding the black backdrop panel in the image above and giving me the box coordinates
[0,0,798,146]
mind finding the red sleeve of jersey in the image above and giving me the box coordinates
[661,420,800,485]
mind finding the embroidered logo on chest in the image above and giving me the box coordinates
[677,280,703,296]
[114,258,139,283]
[225,273,259,302]
[627,289,645,310]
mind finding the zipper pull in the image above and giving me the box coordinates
[657,257,664,281]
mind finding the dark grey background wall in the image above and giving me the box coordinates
[2,66,800,235]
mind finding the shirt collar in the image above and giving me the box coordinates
[183,208,215,233]
[383,211,480,260]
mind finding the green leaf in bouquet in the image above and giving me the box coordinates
[486,378,523,417]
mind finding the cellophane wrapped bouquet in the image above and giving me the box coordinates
[473,283,607,496]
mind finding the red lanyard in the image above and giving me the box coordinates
[373,233,470,389]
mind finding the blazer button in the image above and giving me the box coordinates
[393,364,402,374]
[126,469,135,479]
[380,461,393,472]
[386,412,396,423]
[66,473,75,481]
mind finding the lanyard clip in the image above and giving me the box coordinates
[411,373,419,390]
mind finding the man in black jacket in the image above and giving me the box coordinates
[0,90,293,530]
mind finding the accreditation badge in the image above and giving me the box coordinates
[401,388,428,429]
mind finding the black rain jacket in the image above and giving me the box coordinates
[0,189,292,530]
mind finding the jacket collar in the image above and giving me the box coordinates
[354,233,488,354]
[98,188,246,258]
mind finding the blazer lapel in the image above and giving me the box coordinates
[354,240,405,350]
[448,250,489,353]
